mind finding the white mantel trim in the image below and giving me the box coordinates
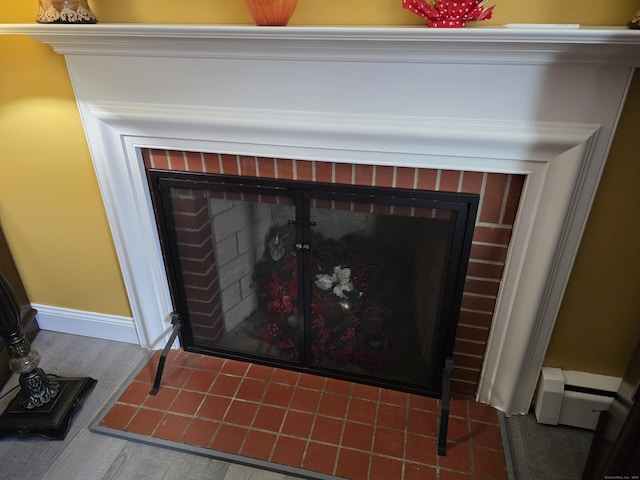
[2,24,640,66]
[89,102,599,164]
[84,100,600,414]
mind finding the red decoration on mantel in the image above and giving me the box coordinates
[403,0,494,28]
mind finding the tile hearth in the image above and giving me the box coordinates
[97,350,507,479]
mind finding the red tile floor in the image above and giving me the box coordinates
[98,350,507,480]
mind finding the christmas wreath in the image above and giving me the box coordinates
[252,225,403,371]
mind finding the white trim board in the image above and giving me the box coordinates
[32,304,140,345]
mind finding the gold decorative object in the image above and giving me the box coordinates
[37,0,98,24]
[242,0,298,26]
[629,8,640,29]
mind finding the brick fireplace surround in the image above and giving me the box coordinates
[145,148,524,395]
[7,23,639,416]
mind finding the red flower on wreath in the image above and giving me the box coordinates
[265,257,298,317]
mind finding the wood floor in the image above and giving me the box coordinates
[0,331,302,480]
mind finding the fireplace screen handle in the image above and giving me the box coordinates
[288,219,316,227]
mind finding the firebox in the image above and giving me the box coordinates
[149,169,478,453]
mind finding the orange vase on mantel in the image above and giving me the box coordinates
[243,0,298,26]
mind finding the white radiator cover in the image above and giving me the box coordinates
[534,367,622,430]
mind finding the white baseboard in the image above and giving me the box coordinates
[31,304,141,345]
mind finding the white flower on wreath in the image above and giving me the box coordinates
[314,266,354,299]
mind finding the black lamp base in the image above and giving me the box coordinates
[0,376,97,440]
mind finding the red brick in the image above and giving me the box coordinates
[440,169,461,192]
[463,278,500,297]
[416,168,437,191]
[238,155,257,177]
[173,224,212,246]
[185,151,204,172]
[470,244,508,263]
[461,294,496,313]
[220,154,239,175]
[395,167,416,189]
[257,157,276,178]
[173,209,210,230]
[458,310,494,329]
[452,367,481,384]
[480,173,508,224]
[503,174,525,226]
[277,158,294,180]
[203,153,222,173]
[334,162,353,185]
[466,261,505,281]
[296,159,314,182]
[461,171,484,194]
[141,148,155,169]
[167,150,187,170]
[472,225,513,246]
[315,162,333,183]
[354,163,374,186]
[457,325,489,342]
[451,379,477,396]
[454,339,487,357]
[453,353,484,371]
[180,251,216,274]
[374,165,394,187]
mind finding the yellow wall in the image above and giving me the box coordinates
[1,1,639,374]
[544,74,640,377]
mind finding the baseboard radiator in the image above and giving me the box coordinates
[534,368,621,430]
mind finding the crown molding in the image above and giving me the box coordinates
[1,23,640,66]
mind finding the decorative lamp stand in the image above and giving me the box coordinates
[36,0,98,24]
[0,273,96,439]
[629,9,640,29]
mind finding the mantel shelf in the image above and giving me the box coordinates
[1,23,639,66]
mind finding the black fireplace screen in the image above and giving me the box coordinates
[149,171,478,398]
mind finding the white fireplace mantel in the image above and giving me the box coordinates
[3,23,638,414]
[3,23,640,64]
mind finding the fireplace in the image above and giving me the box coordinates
[14,24,640,416]
[144,149,524,398]
[149,163,480,397]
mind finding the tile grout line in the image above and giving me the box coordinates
[235,365,275,458]
[467,399,477,478]
[278,370,305,467]
[177,358,221,445]
[368,385,382,479]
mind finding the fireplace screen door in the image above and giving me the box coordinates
[150,171,478,397]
